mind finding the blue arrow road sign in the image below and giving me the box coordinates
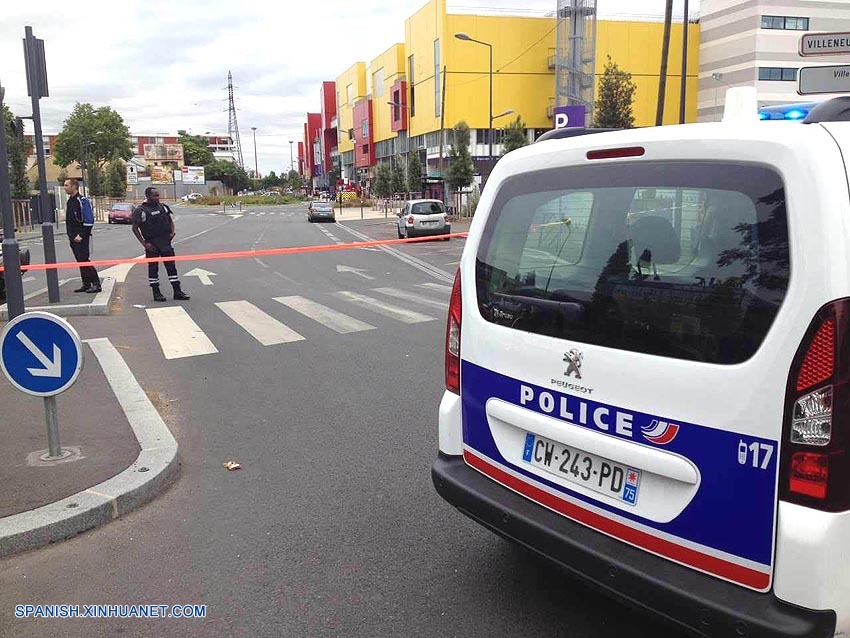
[0,311,83,397]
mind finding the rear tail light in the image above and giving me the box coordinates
[444,214,450,223]
[407,216,415,224]
[781,300,850,510]
[445,270,462,394]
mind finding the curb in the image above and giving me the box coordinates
[0,277,115,321]
[0,337,179,557]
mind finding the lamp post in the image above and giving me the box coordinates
[454,32,496,161]
[251,126,258,179]
[289,140,294,175]
[711,73,728,120]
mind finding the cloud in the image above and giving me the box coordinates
[0,0,700,173]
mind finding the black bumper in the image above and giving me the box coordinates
[432,453,836,638]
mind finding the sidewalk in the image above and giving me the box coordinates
[0,277,117,321]
[0,338,179,556]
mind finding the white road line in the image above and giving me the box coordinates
[334,291,435,323]
[254,258,270,269]
[419,283,453,294]
[99,260,139,283]
[372,287,448,309]
[274,296,375,334]
[145,306,218,359]
[215,300,304,346]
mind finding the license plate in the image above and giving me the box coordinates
[421,221,439,227]
[522,433,641,505]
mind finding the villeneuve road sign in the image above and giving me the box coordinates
[798,64,850,95]
[800,31,850,57]
[0,311,82,397]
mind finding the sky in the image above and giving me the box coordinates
[0,0,698,175]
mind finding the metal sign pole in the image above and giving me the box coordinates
[44,395,62,458]
[24,26,60,304]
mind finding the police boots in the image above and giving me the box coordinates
[152,285,167,302]
[172,282,190,301]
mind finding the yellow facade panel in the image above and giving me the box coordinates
[370,43,407,144]
[336,62,368,154]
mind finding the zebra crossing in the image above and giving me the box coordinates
[145,284,449,360]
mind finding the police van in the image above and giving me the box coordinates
[432,97,850,637]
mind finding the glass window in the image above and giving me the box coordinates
[373,69,384,98]
[434,39,441,118]
[411,201,446,215]
[475,162,790,364]
[408,55,416,117]
[761,15,809,30]
[759,67,797,81]
[362,119,369,139]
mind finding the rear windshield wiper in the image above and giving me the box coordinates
[491,291,585,322]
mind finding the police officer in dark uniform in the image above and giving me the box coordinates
[132,187,190,302]
[63,178,101,293]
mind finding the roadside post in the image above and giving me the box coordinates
[0,83,25,319]
[0,311,83,461]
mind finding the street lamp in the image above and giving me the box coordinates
[711,73,728,120]
[289,140,294,175]
[251,126,258,179]
[455,32,497,161]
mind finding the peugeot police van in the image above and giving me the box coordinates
[432,97,850,637]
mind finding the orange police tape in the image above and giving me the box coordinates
[0,233,470,273]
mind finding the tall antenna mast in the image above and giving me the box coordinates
[227,70,244,168]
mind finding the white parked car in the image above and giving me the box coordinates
[397,199,451,240]
[181,192,202,202]
[433,97,850,637]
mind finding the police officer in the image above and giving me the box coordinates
[64,178,101,293]
[132,187,190,302]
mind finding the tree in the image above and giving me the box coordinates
[501,115,529,156]
[373,163,392,198]
[407,151,422,193]
[261,171,280,189]
[205,159,251,194]
[287,169,302,192]
[57,168,69,185]
[390,157,406,195]
[177,130,214,167]
[445,121,474,193]
[106,159,127,198]
[593,56,637,129]
[53,103,133,171]
[88,164,105,197]
[3,105,32,199]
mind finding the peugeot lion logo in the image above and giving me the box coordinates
[563,349,583,379]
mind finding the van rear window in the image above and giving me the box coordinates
[476,162,789,364]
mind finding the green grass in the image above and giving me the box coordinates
[195,195,304,206]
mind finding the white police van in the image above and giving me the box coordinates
[433,97,850,637]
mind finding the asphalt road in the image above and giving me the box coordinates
[0,203,682,638]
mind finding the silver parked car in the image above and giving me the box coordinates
[397,199,451,240]
[308,201,336,223]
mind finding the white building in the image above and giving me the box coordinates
[699,0,850,121]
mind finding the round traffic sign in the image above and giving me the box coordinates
[0,311,83,397]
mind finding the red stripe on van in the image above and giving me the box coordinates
[463,449,771,591]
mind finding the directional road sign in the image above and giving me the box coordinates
[800,31,850,57]
[0,311,82,396]
[798,64,850,95]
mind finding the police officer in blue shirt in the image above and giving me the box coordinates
[132,187,190,302]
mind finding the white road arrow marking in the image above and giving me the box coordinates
[184,268,217,286]
[336,265,374,280]
[16,332,62,378]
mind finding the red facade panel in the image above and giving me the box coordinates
[321,81,337,130]
[353,98,374,169]
[298,141,305,175]
[305,113,322,176]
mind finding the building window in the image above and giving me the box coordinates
[148,137,156,144]
[362,119,369,139]
[373,68,384,98]
[392,89,402,121]
[347,84,353,105]
[758,67,798,81]
[408,55,416,117]
[761,15,809,30]
[156,137,164,144]
[362,144,369,154]
[434,39,441,117]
